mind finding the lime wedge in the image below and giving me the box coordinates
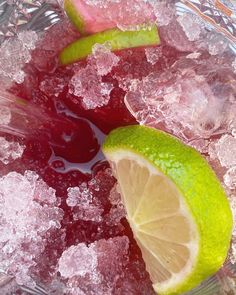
[59,26,159,65]
[102,125,233,295]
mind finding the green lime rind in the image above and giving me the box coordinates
[102,125,233,295]
[59,26,160,65]
[64,0,85,34]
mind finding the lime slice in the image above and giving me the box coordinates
[59,26,160,65]
[102,125,233,295]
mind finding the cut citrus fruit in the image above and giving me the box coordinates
[64,0,155,34]
[102,125,233,295]
[59,26,160,65]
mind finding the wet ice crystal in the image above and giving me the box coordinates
[84,0,155,31]
[214,135,236,168]
[0,106,11,125]
[69,43,121,109]
[0,171,63,286]
[177,13,202,42]
[232,58,236,73]
[123,53,236,142]
[224,167,236,190]
[67,183,104,222]
[0,137,25,165]
[148,0,175,27]
[90,43,120,76]
[69,64,113,110]
[58,236,129,295]
[58,243,98,279]
[145,47,162,65]
[105,184,126,226]
[0,31,38,84]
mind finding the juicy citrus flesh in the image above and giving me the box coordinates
[103,125,233,295]
[59,26,160,65]
[114,152,199,291]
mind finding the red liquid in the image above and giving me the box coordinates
[5,19,182,293]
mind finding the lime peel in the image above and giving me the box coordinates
[102,125,233,295]
[59,26,160,65]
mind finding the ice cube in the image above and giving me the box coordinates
[224,167,236,190]
[58,236,129,294]
[39,76,67,98]
[84,0,155,31]
[177,13,202,41]
[206,32,228,56]
[148,0,175,26]
[90,43,120,76]
[145,47,162,65]
[0,106,11,125]
[0,31,38,84]
[58,243,98,279]
[69,64,113,110]
[0,170,63,286]
[124,51,236,142]
[214,135,236,168]
[0,137,25,165]
[159,19,197,52]
[67,184,104,222]
[69,43,120,110]
[232,58,236,74]
[105,184,126,226]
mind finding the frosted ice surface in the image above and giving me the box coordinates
[124,50,236,142]
[206,33,228,56]
[39,76,67,98]
[159,19,197,52]
[84,0,155,30]
[108,184,122,206]
[148,0,175,26]
[124,68,223,141]
[17,31,39,51]
[106,184,126,226]
[58,243,98,279]
[58,236,129,294]
[0,171,63,286]
[145,47,162,65]
[90,43,120,76]
[67,184,104,222]
[0,106,11,125]
[0,137,25,164]
[177,14,202,41]
[69,64,113,110]
[0,31,38,84]
[85,0,122,7]
[69,43,120,109]
[232,58,236,73]
[214,135,236,168]
[224,167,236,190]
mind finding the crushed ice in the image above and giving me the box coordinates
[58,236,129,294]
[0,171,63,286]
[0,31,38,84]
[67,183,104,222]
[69,43,119,109]
[0,137,25,165]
